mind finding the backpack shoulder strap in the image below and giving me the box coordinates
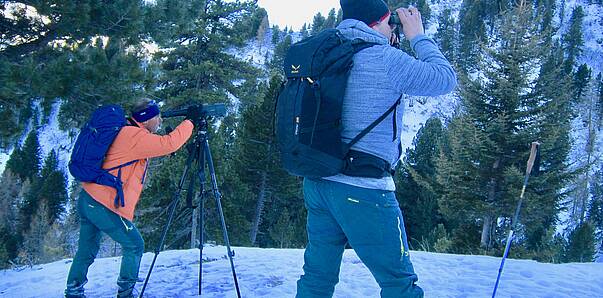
[351,39,379,53]
[126,117,139,127]
[344,94,403,151]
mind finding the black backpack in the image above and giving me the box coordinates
[275,29,400,178]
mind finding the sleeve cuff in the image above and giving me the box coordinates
[409,34,435,53]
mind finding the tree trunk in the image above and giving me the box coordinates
[250,171,268,245]
[481,215,492,248]
[482,159,500,248]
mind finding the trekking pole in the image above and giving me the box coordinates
[492,142,540,298]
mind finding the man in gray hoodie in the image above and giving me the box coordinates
[296,0,457,297]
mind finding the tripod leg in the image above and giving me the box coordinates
[197,141,207,296]
[139,141,198,298]
[199,188,204,296]
[139,191,182,297]
[204,140,241,298]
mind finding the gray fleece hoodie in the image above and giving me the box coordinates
[324,19,457,191]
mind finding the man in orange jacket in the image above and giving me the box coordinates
[65,99,201,298]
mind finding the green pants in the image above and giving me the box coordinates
[296,178,424,298]
[65,191,144,298]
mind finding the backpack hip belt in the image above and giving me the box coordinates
[342,150,395,178]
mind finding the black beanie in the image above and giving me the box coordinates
[340,0,390,27]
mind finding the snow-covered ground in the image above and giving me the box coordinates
[1,245,602,297]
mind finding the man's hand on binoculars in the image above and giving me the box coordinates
[395,6,424,41]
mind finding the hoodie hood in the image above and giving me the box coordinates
[336,19,389,45]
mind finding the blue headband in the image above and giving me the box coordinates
[132,102,160,122]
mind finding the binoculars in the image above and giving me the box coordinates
[389,13,401,26]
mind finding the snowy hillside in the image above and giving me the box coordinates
[0,101,75,184]
[1,246,602,297]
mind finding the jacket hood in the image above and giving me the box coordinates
[336,19,389,45]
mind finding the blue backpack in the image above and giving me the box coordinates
[69,105,138,208]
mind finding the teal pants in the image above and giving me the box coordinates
[296,178,424,298]
[65,191,144,298]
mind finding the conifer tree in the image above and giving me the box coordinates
[19,201,51,265]
[536,0,556,36]
[1,0,149,142]
[272,25,282,44]
[565,222,596,262]
[396,118,446,248]
[300,23,309,39]
[597,73,603,130]
[269,35,293,73]
[588,168,603,246]
[573,64,592,102]
[7,130,41,182]
[37,150,68,223]
[269,208,295,248]
[324,9,337,29]
[0,171,21,268]
[434,8,456,63]
[458,0,487,71]
[311,12,326,35]
[136,0,262,249]
[562,6,585,74]
[415,0,431,25]
[232,76,303,247]
[438,2,571,253]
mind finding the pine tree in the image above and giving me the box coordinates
[415,0,431,25]
[438,2,571,253]
[598,73,603,130]
[136,0,262,249]
[573,64,592,102]
[37,150,68,223]
[588,168,603,246]
[0,171,21,268]
[245,8,269,42]
[1,0,148,142]
[232,76,303,247]
[269,35,293,73]
[311,12,326,35]
[458,0,488,71]
[562,6,585,74]
[396,117,446,248]
[565,222,596,262]
[7,130,41,183]
[324,9,337,29]
[387,0,412,8]
[300,23,309,39]
[269,208,295,248]
[536,0,556,36]
[19,201,51,265]
[434,8,456,63]
[272,25,282,44]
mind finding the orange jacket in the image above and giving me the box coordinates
[83,119,194,221]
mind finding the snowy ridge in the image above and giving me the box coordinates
[1,246,602,297]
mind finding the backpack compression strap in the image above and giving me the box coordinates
[344,94,403,152]
[107,160,139,208]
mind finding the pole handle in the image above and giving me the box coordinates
[525,142,540,177]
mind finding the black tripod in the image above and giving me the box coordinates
[139,117,241,297]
